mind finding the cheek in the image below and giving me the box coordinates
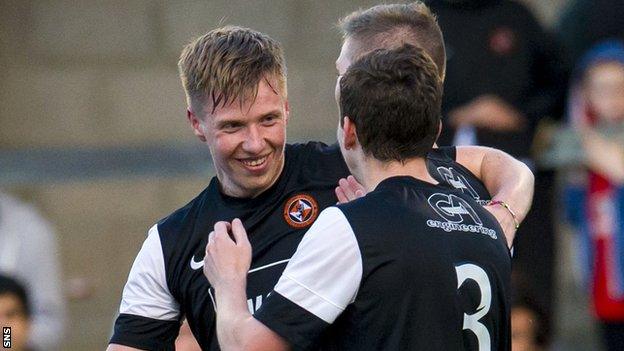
[267,123,287,147]
[211,135,240,163]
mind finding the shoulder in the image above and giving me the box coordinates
[427,146,456,162]
[286,141,349,178]
[156,185,211,237]
[287,141,342,161]
[336,190,391,225]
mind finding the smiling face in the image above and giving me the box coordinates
[189,79,289,198]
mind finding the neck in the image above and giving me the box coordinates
[356,156,438,192]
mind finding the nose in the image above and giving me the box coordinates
[242,125,266,154]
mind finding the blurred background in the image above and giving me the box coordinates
[0,0,621,350]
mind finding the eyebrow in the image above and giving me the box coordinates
[260,109,283,118]
[215,110,283,128]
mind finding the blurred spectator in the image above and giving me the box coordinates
[0,192,66,350]
[0,274,32,351]
[562,41,624,351]
[558,0,624,66]
[427,0,566,158]
[426,0,567,342]
[511,292,547,351]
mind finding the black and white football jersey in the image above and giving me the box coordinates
[255,176,511,351]
[427,147,491,205]
[110,143,492,350]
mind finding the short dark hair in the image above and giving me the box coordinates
[339,44,442,162]
[339,2,446,79]
[0,274,31,318]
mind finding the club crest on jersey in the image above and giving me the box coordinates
[283,193,319,228]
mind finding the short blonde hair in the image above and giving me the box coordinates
[178,26,287,115]
[339,2,446,79]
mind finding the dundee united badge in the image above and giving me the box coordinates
[283,194,319,228]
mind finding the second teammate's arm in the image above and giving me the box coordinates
[336,145,534,247]
[455,145,534,246]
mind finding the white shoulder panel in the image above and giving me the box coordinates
[274,207,362,323]
[119,225,179,321]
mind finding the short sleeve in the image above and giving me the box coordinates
[110,225,181,350]
[254,207,362,349]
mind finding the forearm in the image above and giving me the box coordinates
[214,283,288,351]
[481,149,534,222]
[456,146,534,222]
[215,282,253,351]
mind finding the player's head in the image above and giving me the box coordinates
[337,44,442,173]
[178,26,289,198]
[336,2,446,81]
[0,275,31,351]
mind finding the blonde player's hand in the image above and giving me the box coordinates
[203,218,252,290]
[335,175,366,204]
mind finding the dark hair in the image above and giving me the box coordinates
[339,2,446,79]
[339,44,442,162]
[0,274,31,318]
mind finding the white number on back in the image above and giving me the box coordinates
[455,263,492,351]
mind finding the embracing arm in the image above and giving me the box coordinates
[455,146,534,246]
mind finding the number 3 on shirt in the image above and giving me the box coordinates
[456,263,492,351]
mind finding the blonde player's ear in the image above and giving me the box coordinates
[284,100,290,125]
[188,108,207,142]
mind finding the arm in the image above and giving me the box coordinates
[336,146,534,246]
[455,145,534,246]
[205,210,361,351]
[108,225,181,350]
[203,220,288,351]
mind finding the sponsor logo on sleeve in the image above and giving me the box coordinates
[427,193,497,240]
[436,166,483,202]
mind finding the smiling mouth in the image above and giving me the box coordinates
[239,155,269,168]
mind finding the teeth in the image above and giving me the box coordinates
[241,156,267,167]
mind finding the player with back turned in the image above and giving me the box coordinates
[204,43,512,351]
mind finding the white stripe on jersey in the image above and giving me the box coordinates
[274,207,362,323]
[120,225,180,321]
